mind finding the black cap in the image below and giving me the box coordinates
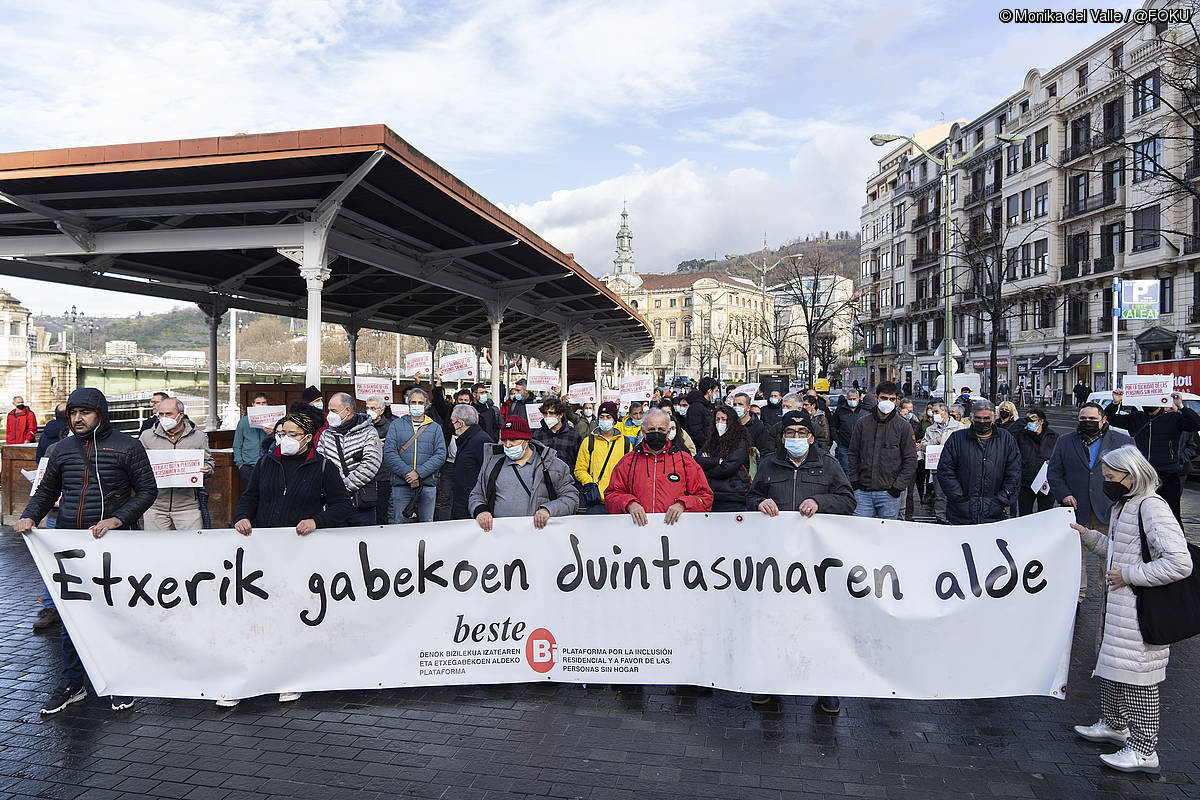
[780,410,811,434]
[301,385,323,403]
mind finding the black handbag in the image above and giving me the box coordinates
[332,435,378,511]
[1132,502,1200,645]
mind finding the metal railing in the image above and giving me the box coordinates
[1060,139,1094,163]
[1062,189,1118,220]
[1065,318,1091,335]
[1098,316,1128,332]
[912,251,941,269]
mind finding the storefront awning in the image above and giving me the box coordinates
[1031,355,1058,370]
[1053,353,1089,371]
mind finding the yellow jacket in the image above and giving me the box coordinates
[615,417,643,439]
[574,431,631,497]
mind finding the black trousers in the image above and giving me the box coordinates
[1157,472,1183,523]
[1018,486,1055,516]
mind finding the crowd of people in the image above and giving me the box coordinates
[11,373,1196,774]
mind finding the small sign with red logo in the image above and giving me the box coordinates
[146,449,206,488]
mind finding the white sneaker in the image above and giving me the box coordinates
[278,692,301,703]
[1074,720,1129,745]
[214,698,240,708]
[1100,746,1159,773]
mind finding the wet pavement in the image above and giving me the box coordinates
[2,500,1200,799]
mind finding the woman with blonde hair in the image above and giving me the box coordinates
[997,400,1022,436]
[1070,444,1192,774]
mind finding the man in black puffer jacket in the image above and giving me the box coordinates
[16,387,159,717]
[937,399,1021,525]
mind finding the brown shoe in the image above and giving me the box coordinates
[33,607,60,632]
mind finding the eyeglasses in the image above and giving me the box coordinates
[277,430,309,440]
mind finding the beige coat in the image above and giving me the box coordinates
[139,419,213,512]
[1080,493,1192,686]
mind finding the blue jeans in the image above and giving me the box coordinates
[61,631,85,688]
[853,489,903,520]
[393,484,436,523]
[836,448,850,479]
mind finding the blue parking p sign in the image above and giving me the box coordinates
[1120,280,1160,320]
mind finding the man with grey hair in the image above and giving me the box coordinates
[450,403,493,519]
[832,388,868,476]
[919,400,966,520]
[384,387,446,522]
[364,395,395,524]
[139,397,213,530]
[604,406,714,523]
[316,392,383,526]
[936,398,1021,525]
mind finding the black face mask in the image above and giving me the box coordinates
[971,420,992,435]
[1078,420,1101,436]
[1103,480,1131,502]
[642,431,669,451]
[16,404,25,411]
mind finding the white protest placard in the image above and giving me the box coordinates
[528,367,559,393]
[1031,461,1050,495]
[439,353,475,382]
[1121,374,1174,408]
[353,377,393,402]
[568,382,597,404]
[389,403,410,418]
[732,383,759,401]
[146,449,206,488]
[21,457,50,496]
[23,509,1079,702]
[526,403,544,428]
[924,444,944,470]
[405,351,432,377]
[602,389,620,404]
[619,375,653,403]
[247,405,286,431]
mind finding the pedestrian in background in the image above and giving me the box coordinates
[233,392,272,490]
[7,395,37,443]
[1071,445,1192,774]
[137,391,168,435]
[696,403,751,512]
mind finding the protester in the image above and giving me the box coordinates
[502,379,531,421]
[16,387,158,715]
[668,416,696,455]
[1074,380,1092,407]
[802,394,831,450]
[6,394,38,443]
[997,400,1022,436]
[846,382,916,519]
[450,404,493,519]
[761,388,784,427]
[233,392,272,489]
[935,399,1021,524]
[1104,388,1200,522]
[364,396,396,524]
[1047,402,1134,604]
[384,387,446,523]
[1017,407,1058,516]
[315,392,383,527]
[831,388,868,476]
[467,382,501,440]
[573,402,599,436]
[470,416,579,529]
[683,376,719,452]
[263,418,286,454]
[139,397,214,530]
[137,391,168,435]
[431,384,476,521]
[612,401,644,439]
[574,401,631,515]
[605,408,713,522]
[732,393,773,456]
[1071,445,1192,774]
[533,397,584,468]
[696,403,751,512]
[230,411,352,706]
[36,403,68,460]
[918,401,966,520]
[748,410,854,711]
[955,387,975,416]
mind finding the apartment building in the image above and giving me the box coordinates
[859,0,1199,400]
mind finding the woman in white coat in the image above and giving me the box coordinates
[1070,444,1192,774]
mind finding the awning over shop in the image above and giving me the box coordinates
[1031,355,1058,370]
[1053,353,1089,371]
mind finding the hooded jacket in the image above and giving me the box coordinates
[746,443,855,515]
[21,387,158,529]
[936,426,1022,524]
[139,417,214,512]
[315,411,383,493]
[6,405,37,444]
[469,439,580,519]
[604,439,714,514]
[36,409,69,460]
[233,443,353,529]
[682,388,715,452]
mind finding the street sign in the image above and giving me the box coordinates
[1120,280,1160,320]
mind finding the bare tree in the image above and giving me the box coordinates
[774,245,857,386]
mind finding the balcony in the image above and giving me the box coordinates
[1062,188,1119,220]
[1093,254,1115,273]
[1184,235,1200,255]
[1098,124,1124,146]
[911,210,941,230]
[964,182,1001,207]
[912,251,941,269]
[1098,315,1128,332]
[1061,260,1092,280]
[967,332,985,346]
[966,231,999,250]
[1065,318,1091,336]
[1189,305,1200,324]
[908,300,921,312]
[869,343,883,355]
[994,330,1009,343]
[1060,138,1094,164]
[916,338,931,352]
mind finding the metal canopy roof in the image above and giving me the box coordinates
[0,125,652,361]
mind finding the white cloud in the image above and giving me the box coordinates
[617,144,647,159]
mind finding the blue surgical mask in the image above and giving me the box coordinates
[598,419,614,432]
[503,443,525,460]
[1026,421,1038,432]
[734,406,746,418]
[629,417,642,427]
[784,438,809,459]
[409,403,425,418]
[478,393,488,404]
[847,400,859,408]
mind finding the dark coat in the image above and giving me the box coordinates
[760,403,782,428]
[847,410,917,492]
[747,445,855,515]
[682,389,715,452]
[21,387,158,529]
[1016,425,1059,483]
[35,415,70,460]
[831,403,868,449]
[1104,403,1200,471]
[1047,426,1134,525]
[695,435,751,505]
[936,427,1022,524]
[452,424,493,519]
[234,445,353,529]
[475,401,501,441]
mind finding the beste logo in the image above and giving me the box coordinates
[524,627,557,673]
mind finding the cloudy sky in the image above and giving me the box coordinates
[0,0,1139,315]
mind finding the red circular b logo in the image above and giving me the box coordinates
[524,628,557,674]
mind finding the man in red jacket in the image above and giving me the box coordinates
[6,396,37,444]
[604,407,713,524]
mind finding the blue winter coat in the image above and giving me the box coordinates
[384,414,447,487]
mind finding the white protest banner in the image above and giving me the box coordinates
[405,352,432,377]
[602,389,620,404]
[528,367,559,393]
[1121,374,1174,408]
[731,383,759,401]
[353,377,393,402]
[619,375,653,403]
[568,382,597,404]
[247,405,286,431]
[146,449,206,488]
[526,403,544,428]
[390,403,410,418]
[24,510,1078,702]
[21,457,50,496]
[439,353,475,382]
[924,444,944,470]
[1031,462,1050,495]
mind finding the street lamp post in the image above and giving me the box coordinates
[871,130,1025,404]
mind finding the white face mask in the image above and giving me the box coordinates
[668,427,677,440]
[716,422,727,436]
[677,406,688,417]
[932,413,944,424]
[326,411,343,428]
[583,408,594,418]
[278,435,303,456]
[409,403,425,418]
[544,415,559,429]
[158,415,178,432]
[366,409,378,420]
[877,399,896,415]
